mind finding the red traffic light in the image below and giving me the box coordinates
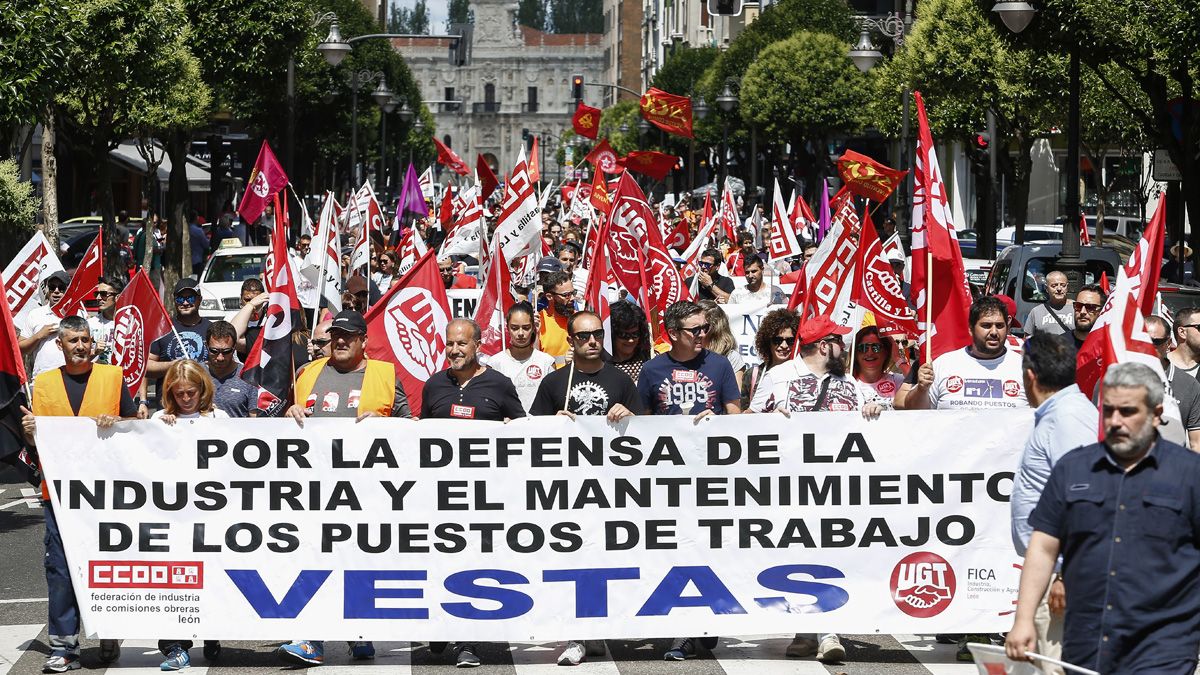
[974,133,990,150]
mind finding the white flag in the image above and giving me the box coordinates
[3,231,65,326]
[492,147,542,263]
[300,193,343,313]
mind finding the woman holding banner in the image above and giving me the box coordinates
[851,327,904,411]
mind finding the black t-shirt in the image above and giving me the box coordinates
[530,362,643,416]
[683,274,735,301]
[420,367,526,420]
[62,369,139,417]
[150,317,212,362]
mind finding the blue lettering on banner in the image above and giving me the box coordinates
[754,564,850,613]
[543,567,640,618]
[636,566,748,616]
[344,570,428,619]
[963,378,1002,399]
[442,569,533,620]
[226,569,331,618]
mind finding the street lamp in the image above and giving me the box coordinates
[346,70,385,187]
[716,80,739,187]
[380,93,399,198]
[691,96,709,189]
[992,1,1036,33]
[849,29,884,73]
[317,19,353,67]
[398,102,414,124]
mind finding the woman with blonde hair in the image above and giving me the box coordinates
[152,359,228,425]
[698,300,746,390]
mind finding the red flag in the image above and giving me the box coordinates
[475,237,514,357]
[719,183,739,243]
[589,169,611,213]
[241,193,301,416]
[768,178,804,262]
[584,139,619,175]
[837,149,908,203]
[433,137,470,176]
[237,141,289,224]
[800,189,860,321]
[679,191,717,283]
[664,218,690,251]
[855,213,918,337]
[910,91,972,361]
[110,269,173,397]
[528,137,541,183]
[350,183,385,271]
[394,227,429,277]
[572,102,601,140]
[364,250,451,416]
[53,228,103,318]
[438,186,456,229]
[0,271,27,464]
[583,224,614,353]
[619,151,680,180]
[477,154,500,202]
[790,190,818,243]
[1080,213,1091,246]
[608,172,688,331]
[639,87,694,138]
[1100,271,1111,295]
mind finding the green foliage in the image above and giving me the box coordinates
[652,47,719,97]
[446,0,469,29]
[548,0,602,33]
[598,101,643,156]
[518,0,548,30]
[739,31,869,144]
[0,159,38,254]
[389,0,431,34]
[0,0,75,126]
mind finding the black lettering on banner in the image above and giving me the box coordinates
[549,522,583,552]
[195,482,226,511]
[949,473,985,502]
[421,439,452,467]
[197,439,226,469]
[898,519,930,546]
[528,480,566,510]
[987,472,1013,502]
[469,522,503,553]
[278,439,311,469]
[605,521,639,550]
[697,519,732,547]
[152,483,187,511]
[434,523,467,553]
[396,523,429,553]
[439,481,468,510]
[498,437,527,467]
[328,481,362,511]
[114,480,145,509]
[461,437,489,468]
[267,523,300,553]
[707,437,741,465]
[381,480,416,510]
[226,523,263,552]
[271,482,303,510]
[610,437,643,466]
[507,523,544,553]
[646,437,684,465]
[869,475,902,505]
[140,522,169,552]
[68,480,102,509]
[99,522,132,552]
[359,524,393,553]
[193,523,221,552]
[322,523,352,552]
[936,515,975,545]
[644,520,677,550]
[707,435,781,466]
[364,439,399,468]
[332,438,357,468]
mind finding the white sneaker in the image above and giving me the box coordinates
[785,635,818,658]
[557,641,585,666]
[816,635,845,663]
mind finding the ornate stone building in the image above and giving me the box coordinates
[394,0,603,183]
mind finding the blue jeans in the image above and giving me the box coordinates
[44,504,79,655]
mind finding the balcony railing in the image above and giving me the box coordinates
[472,101,500,113]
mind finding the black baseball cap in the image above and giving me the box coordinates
[44,271,70,287]
[329,309,368,335]
[173,277,200,295]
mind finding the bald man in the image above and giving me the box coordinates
[419,319,525,421]
[1024,271,1074,337]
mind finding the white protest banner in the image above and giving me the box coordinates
[37,412,1029,641]
[723,303,785,366]
[3,231,65,325]
[447,288,482,319]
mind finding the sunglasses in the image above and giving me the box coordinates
[175,294,198,305]
[208,347,235,356]
[547,290,574,299]
[770,336,795,347]
[1151,336,1171,347]
[94,291,116,299]
[680,323,711,337]
[1179,323,1200,331]
[311,338,332,347]
[47,285,66,293]
[570,329,605,343]
[617,331,640,341]
[1073,301,1102,313]
[698,261,715,269]
[856,343,883,354]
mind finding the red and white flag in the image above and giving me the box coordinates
[242,195,302,416]
[439,184,484,259]
[768,178,804,262]
[583,225,614,354]
[110,269,174,397]
[475,237,514,357]
[719,182,739,243]
[350,182,386,271]
[52,227,103,318]
[1080,214,1091,246]
[854,213,918,337]
[2,231,65,326]
[789,190,819,244]
[433,137,471,176]
[607,172,688,334]
[237,141,289,225]
[394,227,429,277]
[584,139,620,175]
[800,189,861,326]
[910,91,972,361]
[528,136,541,183]
[301,192,343,314]
[680,191,717,286]
[364,250,451,416]
[493,147,541,262]
[1076,198,1168,398]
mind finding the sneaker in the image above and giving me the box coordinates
[935,633,961,644]
[583,640,607,657]
[785,635,818,658]
[160,647,190,671]
[99,640,121,664]
[349,642,375,660]
[557,641,585,666]
[663,637,697,661]
[428,642,448,654]
[455,644,480,668]
[956,635,991,662]
[41,654,80,674]
[277,641,324,666]
[816,635,846,663]
[202,641,221,662]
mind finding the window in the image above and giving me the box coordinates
[1020,257,1117,303]
[484,83,495,104]
[445,86,454,101]
[527,86,538,112]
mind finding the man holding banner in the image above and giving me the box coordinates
[18,271,73,380]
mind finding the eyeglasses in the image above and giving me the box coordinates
[570,329,605,343]
[208,347,235,356]
[311,338,332,347]
[856,343,883,354]
[47,285,66,293]
[770,336,794,347]
[547,290,574,299]
[175,293,198,305]
[1179,323,1200,331]
[617,331,640,341]
[94,291,116,299]
[680,323,711,337]
[1073,301,1102,313]
[1151,336,1171,347]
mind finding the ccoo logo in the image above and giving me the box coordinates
[890,551,956,618]
[111,306,145,388]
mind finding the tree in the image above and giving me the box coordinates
[446,0,469,30]
[653,48,719,99]
[548,0,601,34]
[0,159,39,263]
[518,0,547,30]
[739,31,869,188]
[1079,65,1152,237]
[389,0,430,34]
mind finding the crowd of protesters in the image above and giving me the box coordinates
[12,185,1200,675]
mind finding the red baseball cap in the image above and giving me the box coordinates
[797,315,852,346]
[995,294,1022,328]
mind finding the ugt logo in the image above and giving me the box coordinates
[890,552,956,618]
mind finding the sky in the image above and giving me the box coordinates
[394,0,449,30]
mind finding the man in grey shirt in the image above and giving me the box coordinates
[204,321,256,418]
[1146,315,1200,448]
[1023,271,1074,336]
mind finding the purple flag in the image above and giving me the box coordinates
[398,164,430,220]
[816,178,831,243]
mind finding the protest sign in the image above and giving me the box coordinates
[723,302,785,366]
[447,288,482,319]
[38,412,1028,641]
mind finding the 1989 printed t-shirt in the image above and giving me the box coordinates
[636,349,740,415]
[928,346,1027,409]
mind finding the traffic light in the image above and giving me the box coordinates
[707,0,743,15]
[974,132,990,152]
[571,75,584,101]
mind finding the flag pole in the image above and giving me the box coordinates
[924,246,933,365]
[562,361,576,413]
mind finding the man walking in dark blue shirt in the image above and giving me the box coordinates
[1007,362,1200,674]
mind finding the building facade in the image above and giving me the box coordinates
[395,0,603,183]
[600,0,644,106]
[640,0,760,90]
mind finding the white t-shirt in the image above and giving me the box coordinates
[748,358,863,413]
[89,314,115,364]
[486,349,556,413]
[21,305,69,378]
[928,347,1028,409]
[151,408,230,420]
[856,372,904,410]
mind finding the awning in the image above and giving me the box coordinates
[108,141,211,192]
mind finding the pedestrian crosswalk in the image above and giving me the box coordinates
[0,623,996,675]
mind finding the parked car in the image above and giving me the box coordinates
[1158,283,1200,323]
[1053,214,1145,241]
[197,245,267,320]
[996,225,1136,263]
[983,243,1122,332]
[60,227,132,272]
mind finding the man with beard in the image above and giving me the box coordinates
[1069,284,1106,350]
[1169,307,1200,377]
[21,316,138,671]
[531,311,640,420]
[1143,315,1198,448]
[87,276,125,364]
[142,278,212,412]
[901,295,1028,410]
[1024,271,1074,337]
[1007,362,1200,675]
[538,271,576,367]
[485,302,555,413]
[748,315,877,417]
